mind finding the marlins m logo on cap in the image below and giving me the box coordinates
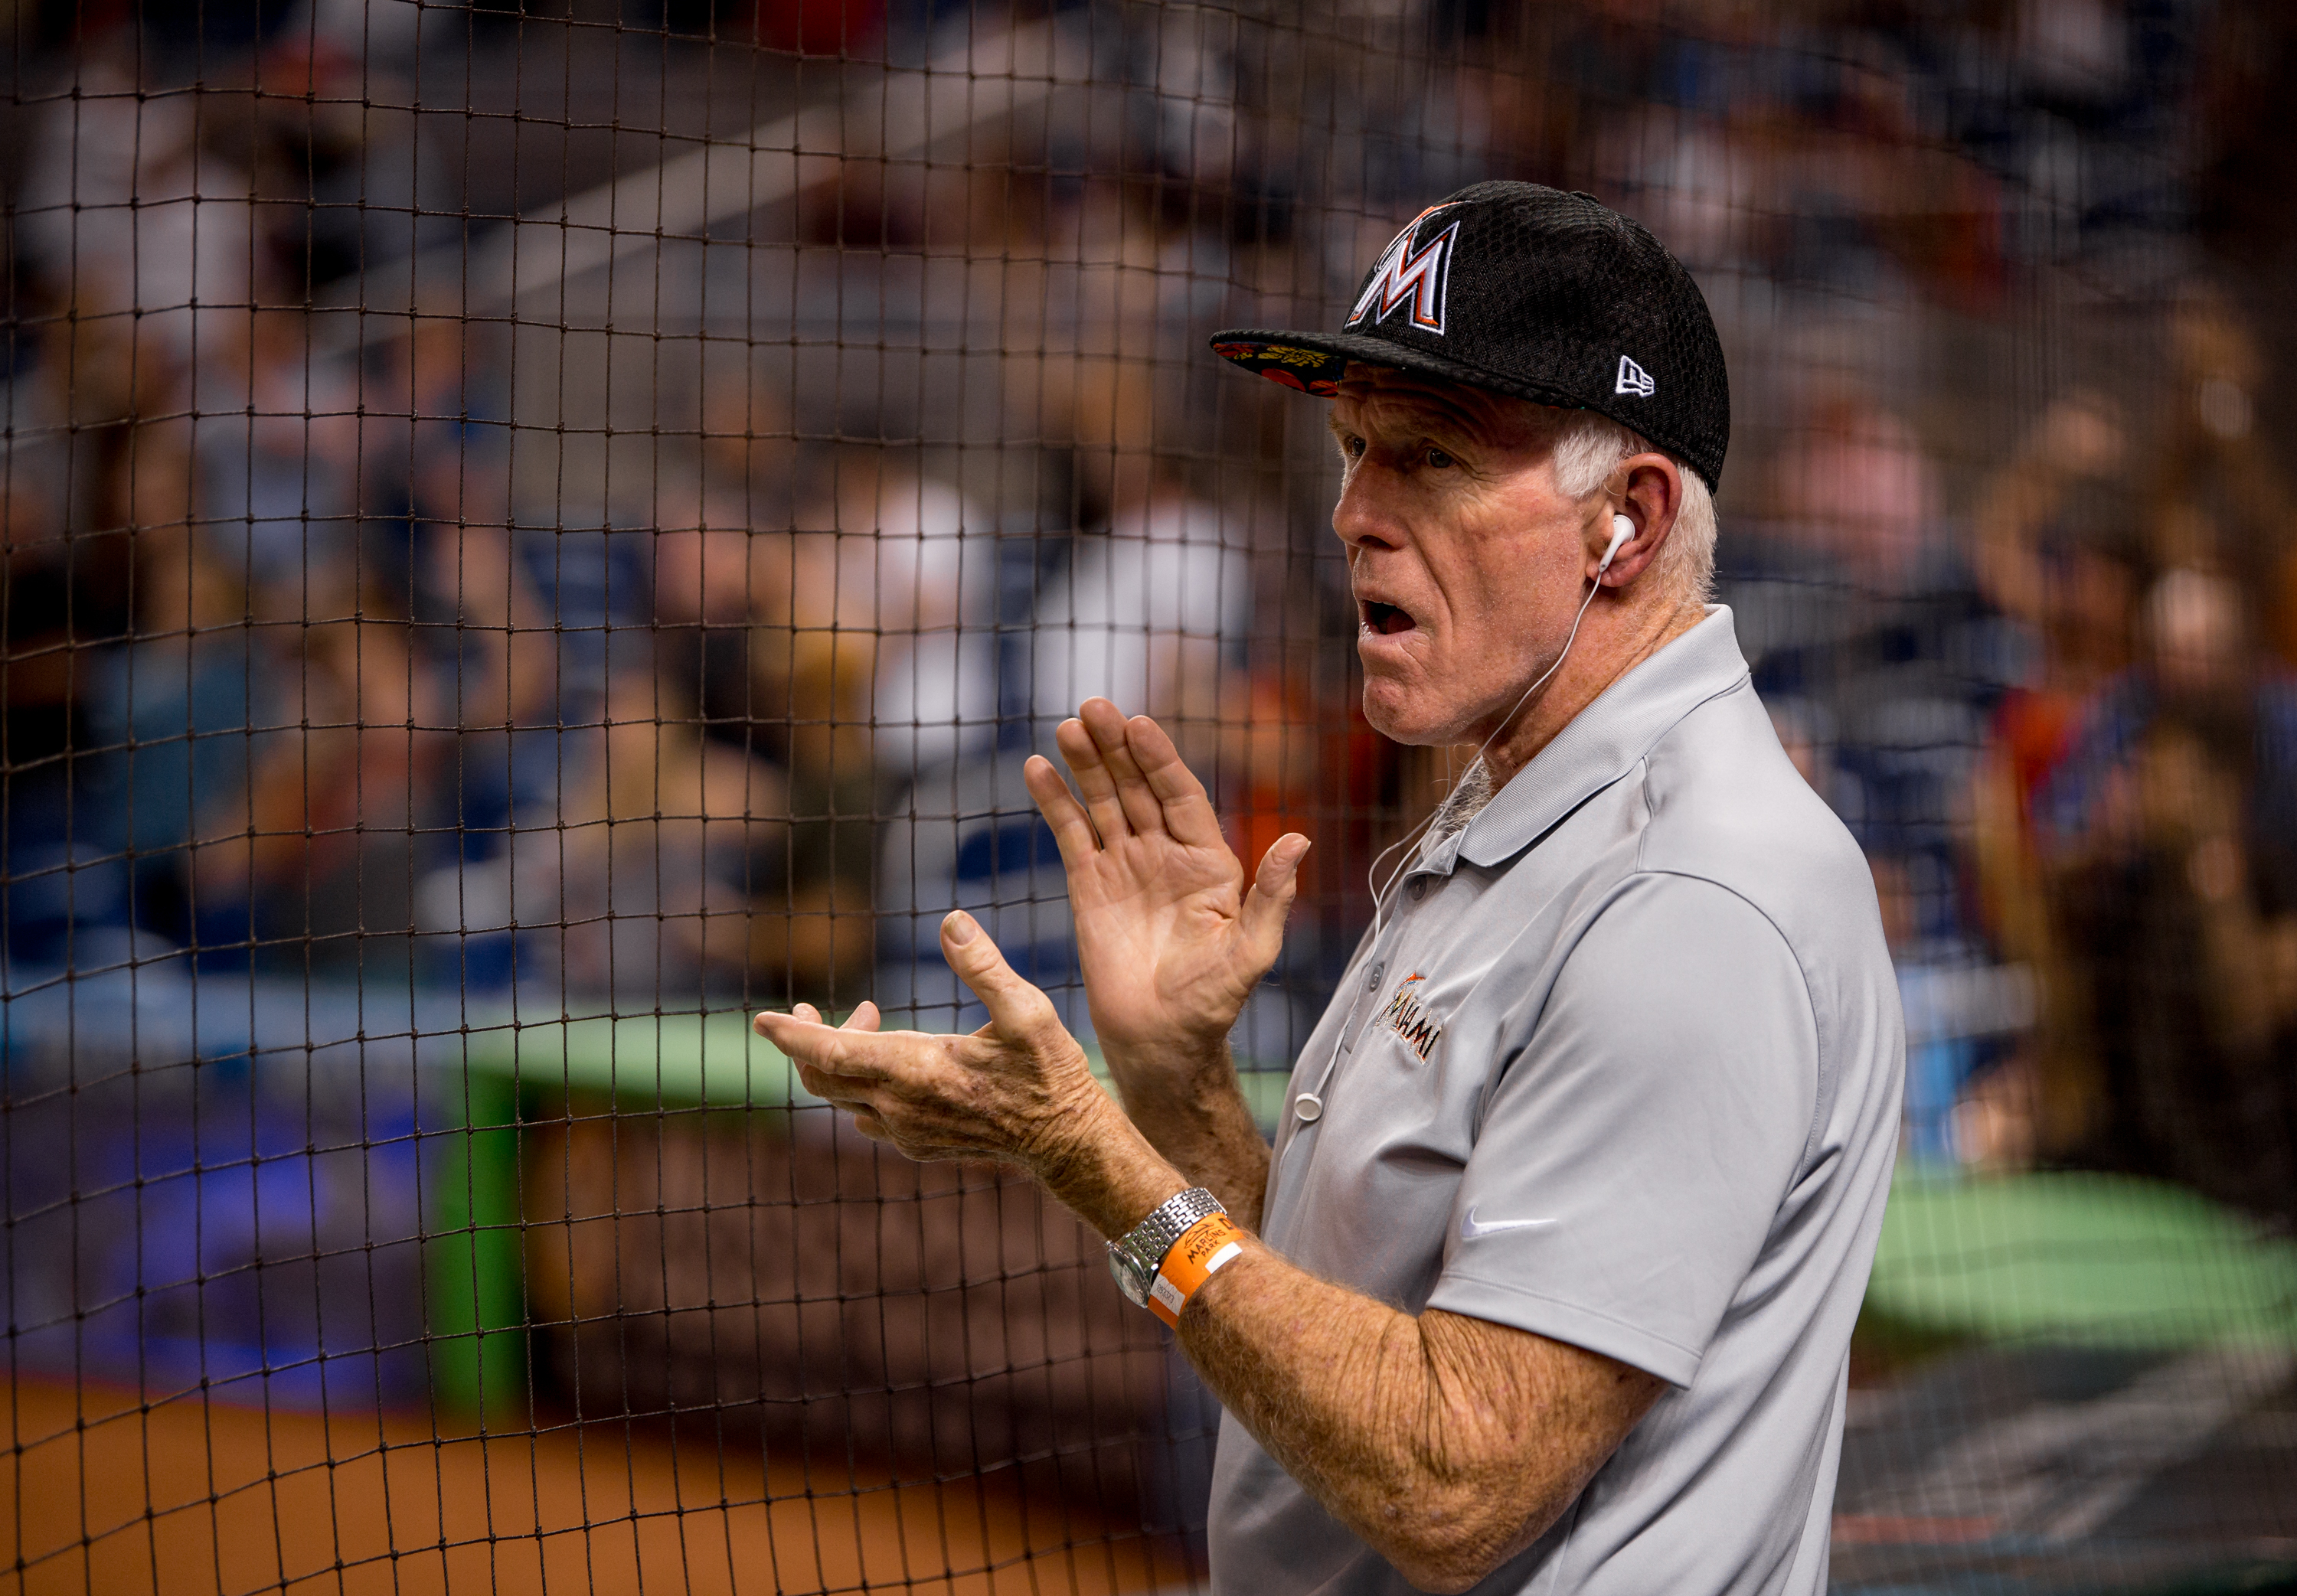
[1345,209,1464,336]
[1211,182,1733,491]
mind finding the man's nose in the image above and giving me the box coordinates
[1331,468,1403,552]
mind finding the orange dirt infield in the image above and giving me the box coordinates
[2,1382,1189,1596]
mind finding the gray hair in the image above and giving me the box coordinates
[1549,410,1716,604]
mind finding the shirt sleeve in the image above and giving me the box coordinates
[1423,870,1819,1387]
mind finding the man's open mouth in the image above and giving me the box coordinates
[1362,600,1416,636]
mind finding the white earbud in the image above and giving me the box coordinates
[1599,512,1634,576]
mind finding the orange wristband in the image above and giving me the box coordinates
[1146,1212,1247,1327]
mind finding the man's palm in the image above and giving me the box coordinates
[1025,701,1308,1053]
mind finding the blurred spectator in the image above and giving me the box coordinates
[762,455,1000,1001]
[191,309,364,623]
[1032,464,1252,741]
[100,468,263,955]
[1966,393,2142,1166]
[1962,345,2297,1216]
[1141,5,1238,194]
[1972,394,2139,806]
[647,367,799,743]
[407,517,564,991]
[859,469,1002,775]
[15,60,256,403]
[755,452,999,782]
[541,671,792,1000]
[362,314,518,615]
[423,519,558,743]
[2141,293,2297,662]
[649,477,771,729]
[1726,396,1999,951]
[1720,395,2015,1164]
[1969,311,2297,1219]
[256,18,450,289]
[1212,667,1371,1068]
[2022,562,2297,1221]
[1,403,141,971]
[414,656,796,1003]
[1586,29,2005,306]
[181,599,446,980]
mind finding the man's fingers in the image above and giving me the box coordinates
[1055,716,1131,843]
[1123,713,1227,849]
[841,1000,883,1033]
[1078,698,1168,838]
[797,1066,871,1115]
[1239,833,1312,969]
[805,1072,893,1142]
[1024,754,1100,867]
[940,910,1065,1048]
[753,1008,894,1082]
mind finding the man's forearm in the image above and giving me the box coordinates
[1096,1037,1272,1230]
[1000,1033,1661,1596]
[1175,1249,1659,1594]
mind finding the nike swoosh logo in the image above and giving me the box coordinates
[1459,1206,1557,1242]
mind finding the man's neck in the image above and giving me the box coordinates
[1480,599,1707,790]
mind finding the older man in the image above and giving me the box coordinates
[755,183,1903,1596]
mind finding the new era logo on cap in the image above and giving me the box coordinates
[1345,208,1465,337]
[1208,182,1731,491]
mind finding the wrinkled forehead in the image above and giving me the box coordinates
[1328,363,1562,451]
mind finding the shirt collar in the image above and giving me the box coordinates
[1420,605,1752,873]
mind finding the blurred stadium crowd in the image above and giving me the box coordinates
[2,0,2295,1229]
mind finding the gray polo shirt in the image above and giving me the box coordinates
[1207,608,1903,1596]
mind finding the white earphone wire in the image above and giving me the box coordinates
[1302,563,1612,1124]
[1300,517,1628,1123]
[1363,556,1612,940]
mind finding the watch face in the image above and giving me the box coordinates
[1108,1246,1149,1307]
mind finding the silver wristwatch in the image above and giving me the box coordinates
[1106,1187,1227,1309]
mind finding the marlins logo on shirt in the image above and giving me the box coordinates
[1378,973,1444,1061]
[1345,207,1465,336]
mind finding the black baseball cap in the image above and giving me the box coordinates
[1209,182,1729,491]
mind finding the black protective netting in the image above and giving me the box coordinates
[2,3,2294,1594]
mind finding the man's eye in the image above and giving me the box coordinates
[1345,436,1367,458]
[1426,448,1456,469]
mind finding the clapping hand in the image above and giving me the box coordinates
[758,698,1305,1235]
[1024,700,1310,1067]
[752,910,1178,1238]
[753,909,1096,1167]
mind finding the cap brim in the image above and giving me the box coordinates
[1207,326,1722,491]
[1207,327,1583,410]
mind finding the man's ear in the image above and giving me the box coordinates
[1593,454,1684,587]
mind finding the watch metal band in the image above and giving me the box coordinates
[1106,1186,1225,1309]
